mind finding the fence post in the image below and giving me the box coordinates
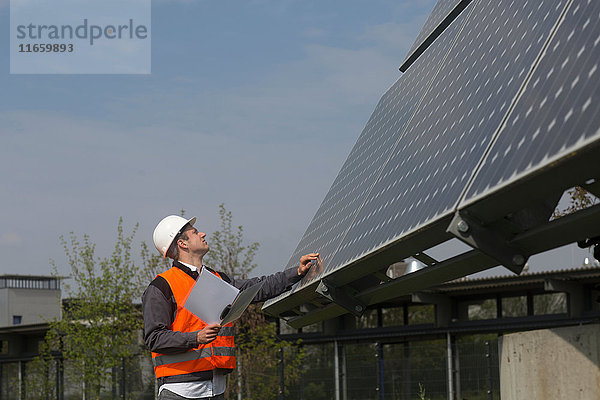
[341,342,348,400]
[121,357,126,400]
[279,347,285,400]
[485,341,492,400]
[446,332,454,400]
[334,340,340,400]
[18,361,24,400]
[56,359,61,400]
[376,342,385,400]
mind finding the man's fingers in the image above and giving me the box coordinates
[206,325,221,333]
[300,253,320,264]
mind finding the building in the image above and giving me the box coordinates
[0,275,62,399]
[0,275,61,328]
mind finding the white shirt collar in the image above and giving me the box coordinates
[178,261,200,272]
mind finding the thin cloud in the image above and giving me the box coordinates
[102,20,408,144]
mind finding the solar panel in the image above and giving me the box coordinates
[271,3,473,295]
[400,0,472,72]
[462,0,600,207]
[328,0,570,276]
[264,0,581,317]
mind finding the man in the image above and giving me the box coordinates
[143,215,318,399]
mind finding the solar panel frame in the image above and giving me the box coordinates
[400,0,473,72]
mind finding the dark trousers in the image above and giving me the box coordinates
[159,388,225,400]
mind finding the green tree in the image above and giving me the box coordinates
[204,204,305,400]
[204,204,259,280]
[26,218,166,399]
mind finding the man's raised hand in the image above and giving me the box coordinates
[298,253,320,276]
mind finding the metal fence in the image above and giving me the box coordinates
[285,335,500,400]
[1,335,499,400]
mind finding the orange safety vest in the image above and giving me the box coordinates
[151,266,236,379]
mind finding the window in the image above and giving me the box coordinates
[408,304,435,325]
[301,321,323,333]
[534,293,567,315]
[468,299,497,320]
[502,296,527,317]
[13,315,22,325]
[382,306,404,327]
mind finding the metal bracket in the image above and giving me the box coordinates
[315,280,366,317]
[413,252,439,266]
[447,212,528,274]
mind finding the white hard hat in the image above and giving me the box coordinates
[153,215,197,257]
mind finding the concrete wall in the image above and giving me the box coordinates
[0,288,61,327]
[499,324,600,400]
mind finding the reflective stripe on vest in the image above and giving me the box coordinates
[212,347,236,357]
[151,266,236,379]
[217,326,234,336]
[153,347,213,367]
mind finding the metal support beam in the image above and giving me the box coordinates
[287,250,497,328]
[511,203,600,254]
[362,250,498,305]
[447,212,527,274]
[316,280,366,317]
[544,279,584,317]
[412,292,452,327]
[276,201,600,329]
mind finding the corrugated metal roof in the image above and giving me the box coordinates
[435,265,600,293]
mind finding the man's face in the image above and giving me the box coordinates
[180,225,209,255]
